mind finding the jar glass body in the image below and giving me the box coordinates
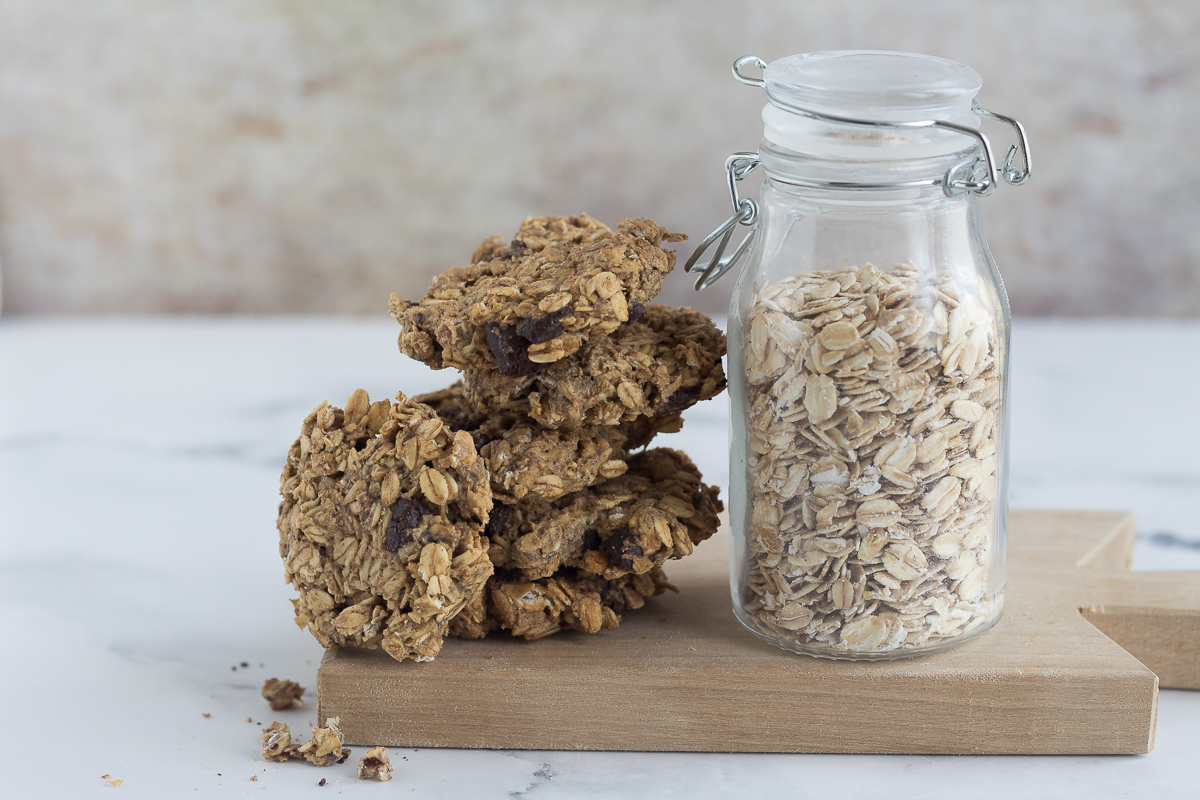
[727,140,1011,660]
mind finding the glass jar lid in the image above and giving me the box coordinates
[753,51,986,159]
[763,51,983,126]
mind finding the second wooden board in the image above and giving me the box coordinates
[318,509,1200,754]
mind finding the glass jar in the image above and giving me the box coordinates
[689,51,1030,660]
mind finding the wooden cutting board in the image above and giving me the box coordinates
[317,509,1200,754]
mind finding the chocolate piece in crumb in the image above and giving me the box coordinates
[628,301,648,324]
[357,747,393,781]
[261,677,304,711]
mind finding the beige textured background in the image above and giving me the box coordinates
[0,0,1197,316]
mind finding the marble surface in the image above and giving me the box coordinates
[2,316,1199,798]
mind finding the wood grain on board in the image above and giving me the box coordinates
[317,509,1200,754]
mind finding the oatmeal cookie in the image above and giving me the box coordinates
[455,567,673,641]
[277,389,493,663]
[390,215,686,376]
[485,448,723,581]
[415,382,679,502]
[461,304,727,428]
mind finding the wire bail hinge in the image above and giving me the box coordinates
[683,153,760,291]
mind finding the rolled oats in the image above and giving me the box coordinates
[739,262,1003,656]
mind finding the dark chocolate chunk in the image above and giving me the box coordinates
[516,306,575,344]
[507,238,529,257]
[660,385,700,414]
[628,301,647,324]
[600,580,628,615]
[485,503,513,541]
[581,528,601,552]
[486,323,541,378]
[602,525,644,571]
[384,495,430,552]
[362,757,382,768]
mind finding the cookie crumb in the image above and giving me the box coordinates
[202,712,211,718]
[262,677,305,710]
[319,778,327,786]
[101,774,110,779]
[250,776,258,782]
[246,717,253,723]
[357,747,393,781]
[296,717,349,767]
[106,779,123,787]
[261,721,297,762]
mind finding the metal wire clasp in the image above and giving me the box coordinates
[733,54,1032,198]
[683,153,760,290]
[685,54,1033,290]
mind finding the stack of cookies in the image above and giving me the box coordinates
[277,214,727,663]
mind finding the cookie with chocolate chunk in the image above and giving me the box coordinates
[484,448,723,581]
[415,382,680,503]
[461,304,727,428]
[451,567,673,641]
[277,390,493,663]
[389,215,685,376]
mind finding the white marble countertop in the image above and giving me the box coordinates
[2,317,1199,799]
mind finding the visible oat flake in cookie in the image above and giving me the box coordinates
[277,389,493,663]
[484,448,723,581]
[462,304,727,428]
[390,215,686,376]
[416,382,679,502]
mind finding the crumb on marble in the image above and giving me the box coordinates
[262,677,305,710]
[357,747,393,781]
